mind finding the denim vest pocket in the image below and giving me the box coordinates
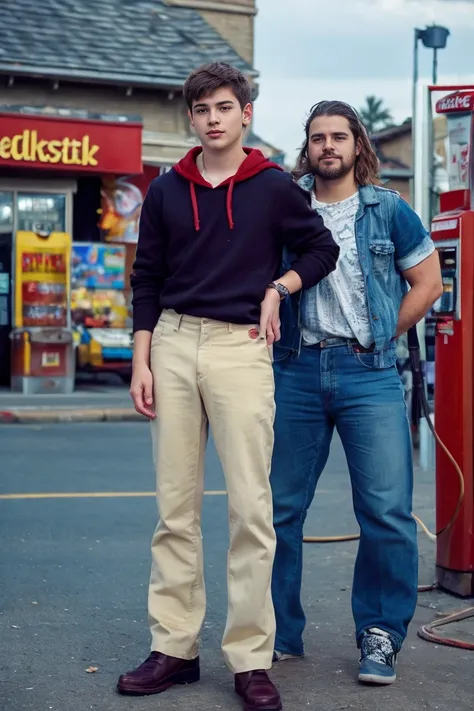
[369,241,395,281]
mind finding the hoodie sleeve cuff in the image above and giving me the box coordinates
[290,262,325,291]
[132,307,162,334]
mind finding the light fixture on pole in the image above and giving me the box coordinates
[410,24,450,450]
[419,24,450,84]
[412,24,450,203]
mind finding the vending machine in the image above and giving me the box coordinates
[430,90,474,596]
[10,230,74,394]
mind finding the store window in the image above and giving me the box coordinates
[17,193,66,234]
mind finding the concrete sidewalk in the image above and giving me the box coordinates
[0,374,141,424]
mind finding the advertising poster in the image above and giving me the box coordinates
[71,287,128,329]
[98,167,160,243]
[71,243,126,290]
[71,242,128,329]
[446,113,472,191]
[15,232,71,328]
[98,176,143,243]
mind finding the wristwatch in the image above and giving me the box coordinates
[267,282,290,300]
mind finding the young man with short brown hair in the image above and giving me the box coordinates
[117,64,338,711]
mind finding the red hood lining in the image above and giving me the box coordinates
[174,147,283,230]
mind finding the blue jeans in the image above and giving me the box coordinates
[270,342,418,655]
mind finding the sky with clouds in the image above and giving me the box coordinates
[252,0,474,162]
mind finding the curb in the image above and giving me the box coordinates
[0,408,145,424]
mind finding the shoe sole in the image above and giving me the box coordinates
[117,668,200,695]
[358,672,396,686]
[242,703,282,711]
[236,691,282,711]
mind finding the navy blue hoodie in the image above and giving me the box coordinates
[131,147,338,332]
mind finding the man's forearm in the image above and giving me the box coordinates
[133,330,152,367]
[396,285,440,337]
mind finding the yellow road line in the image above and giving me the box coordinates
[0,490,227,501]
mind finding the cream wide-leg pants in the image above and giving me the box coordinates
[148,309,276,673]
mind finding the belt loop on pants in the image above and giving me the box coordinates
[228,322,234,333]
[172,313,183,331]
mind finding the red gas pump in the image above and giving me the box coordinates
[431,90,474,597]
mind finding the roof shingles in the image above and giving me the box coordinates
[0,0,255,86]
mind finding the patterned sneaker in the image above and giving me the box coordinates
[358,628,397,685]
[272,650,304,663]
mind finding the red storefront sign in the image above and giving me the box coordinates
[436,92,474,114]
[0,113,143,174]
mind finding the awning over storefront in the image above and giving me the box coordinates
[0,112,143,175]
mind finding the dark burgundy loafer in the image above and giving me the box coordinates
[235,670,282,711]
[117,651,200,695]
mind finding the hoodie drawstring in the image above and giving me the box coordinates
[189,179,235,231]
[189,182,200,231]
[226,178,235,230]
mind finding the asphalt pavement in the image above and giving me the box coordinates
[1,423,473,711]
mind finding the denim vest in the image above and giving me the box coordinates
[276,178,435,368]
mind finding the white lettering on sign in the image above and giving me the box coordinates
[437,94,473,113]
[431,219,458,232]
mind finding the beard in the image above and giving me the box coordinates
[310,151,357,180]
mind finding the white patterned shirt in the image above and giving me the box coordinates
[301,191,374,348]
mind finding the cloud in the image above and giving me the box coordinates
[257,0,474,35]
[254,0,474,162]
[255,0,474,80]
[376,0,474,28]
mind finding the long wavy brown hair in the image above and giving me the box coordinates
[293,100,380,185]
